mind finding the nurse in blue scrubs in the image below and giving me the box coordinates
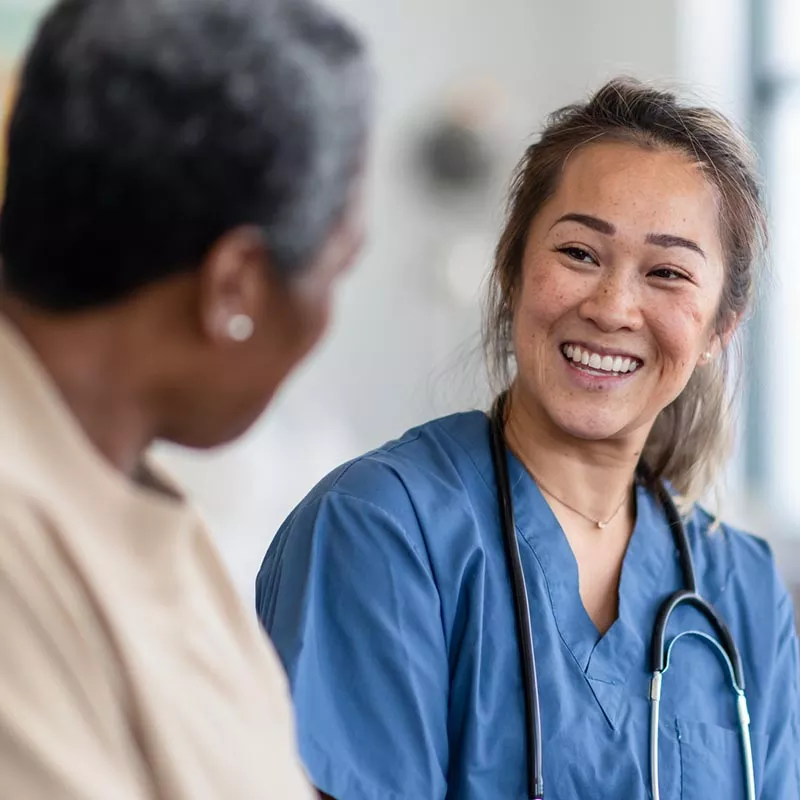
[256,79,800,799]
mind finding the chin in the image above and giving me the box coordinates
[216,406,273,448]
[549,408,632,443]
[165,401,273,451]
[166,426,244,451]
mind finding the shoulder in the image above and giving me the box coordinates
[686,504,776,580]
[0,485,63,580]
[686,504,788,616]
[262,410,493,597]
[0,484,118,682]
[686,506,800,735]
[291,410,491,524]
[0,482,110,647]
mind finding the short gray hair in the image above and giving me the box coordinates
[0,0,371,309]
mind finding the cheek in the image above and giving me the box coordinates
[514,263,576,340]
[307,300,332,345]
[650,301,710,371]
[295,283,336,349]
[256,283,334,372]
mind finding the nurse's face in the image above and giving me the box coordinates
[511,141,727,445]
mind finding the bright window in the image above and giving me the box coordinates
[751,0,800,525]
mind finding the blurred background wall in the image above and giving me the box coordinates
[3,0,799,606]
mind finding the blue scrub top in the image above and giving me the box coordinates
[257,411,800,800]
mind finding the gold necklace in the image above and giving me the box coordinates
[501,410,632,529]
[531,471,631,529]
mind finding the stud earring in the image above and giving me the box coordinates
[702,350,712,363]
[226,314,254,342]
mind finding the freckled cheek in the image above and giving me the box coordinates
[514,264,585,363]
[517,273,576,327]
[648,310,707,369]
[513,299,559,356]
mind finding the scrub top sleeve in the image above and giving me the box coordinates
[762,572,800,799]
[257,489,449,800]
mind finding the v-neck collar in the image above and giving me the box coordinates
[502,445,682,728]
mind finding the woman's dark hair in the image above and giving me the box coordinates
[0,0,370,311]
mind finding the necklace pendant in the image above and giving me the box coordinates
[596,520,607,529]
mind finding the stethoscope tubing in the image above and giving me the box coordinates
[490,395,544,799]
[489,393,753,800]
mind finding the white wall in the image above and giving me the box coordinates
[676,0,751,122]
[157,0,682,603]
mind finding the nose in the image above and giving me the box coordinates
[578,268,644,333]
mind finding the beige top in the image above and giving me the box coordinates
[0,316,315,800]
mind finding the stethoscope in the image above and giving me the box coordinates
[488,393,756,800]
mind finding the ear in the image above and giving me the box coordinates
[197,226,274,345]
[701,310,742,365]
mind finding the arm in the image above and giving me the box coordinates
[257,485,450,800]
[0,509,146,800]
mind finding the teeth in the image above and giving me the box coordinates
[562,344,640,375]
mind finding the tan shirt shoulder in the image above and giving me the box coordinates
[0,319,315,799]
[0,490,152,799]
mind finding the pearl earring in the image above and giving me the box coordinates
[702,351,712,363]
[226,314,254,342]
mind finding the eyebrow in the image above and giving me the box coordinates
[645,232,707,261]
[551,213,614,235]
[551,213,707,260]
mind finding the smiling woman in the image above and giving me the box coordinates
[256,79,798,800]
[486,88,766,508]
[504,141,729,494]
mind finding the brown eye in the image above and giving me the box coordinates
[649,267,688,281]
[558,246,596,264]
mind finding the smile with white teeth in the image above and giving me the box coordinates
[561,344,641,376]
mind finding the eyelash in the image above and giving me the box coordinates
[649,267,689,281]
[558,246,596,264]
[556,246,690,282]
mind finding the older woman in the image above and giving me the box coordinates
[257,80,799,799]
[0,0,369,797]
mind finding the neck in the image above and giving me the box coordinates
[1,296,160,477]
[503,383,646,525]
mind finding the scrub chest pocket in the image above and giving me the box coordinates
[678,720,768,800]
